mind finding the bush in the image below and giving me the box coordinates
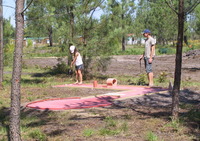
[28,129,47,141]
[158,47,174,54]
[137,74,146,85]
[146,131,158,141]
[158,72,168,83]
[4,40,14,66]
[50,58,71,75]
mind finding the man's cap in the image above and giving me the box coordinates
[143,29,151,34]
[70,45,75,53]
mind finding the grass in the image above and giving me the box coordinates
[83,129,95,137]
[28,129,47,141]
[20,42,200,58]
[24,46,67,58]
[146,131,159,141]
[0,70,199,140]
[109,43,200,56]
[1,42,200,140]
[98,116,129,136]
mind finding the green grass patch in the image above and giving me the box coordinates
[164,118,184,132]
[28,129,47,141]
[24,46,67,58]
[184,109,200,123]
[146,131,159,141]
[113,46,144,55]
[0,126,7,139]
[98,116,128,136]
[83,129,95,137]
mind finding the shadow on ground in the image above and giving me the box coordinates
[113,88,200,139]
[1,89,199,140]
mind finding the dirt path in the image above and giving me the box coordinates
[23,50,200,82]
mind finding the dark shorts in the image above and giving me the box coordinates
[144,57,154,73]
[75,64,84,71]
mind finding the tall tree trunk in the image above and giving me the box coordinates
[122,36,125,51]
[0,0,3,88]
[9,0,24,140]
[67,5,75,66]
[82,30,88,76]
[48,27,53,47]
[121,13,125,51]
[172,0,184,120]
[70,6,74,41]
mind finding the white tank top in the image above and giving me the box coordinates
[75,52,83,66]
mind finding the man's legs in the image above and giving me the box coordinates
[148,72,153,86]
[145,57,154,86]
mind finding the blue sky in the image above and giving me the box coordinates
[3,0,15,26]
[3,0,138,27]
[3,0,103,27]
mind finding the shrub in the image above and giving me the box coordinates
[50,58,70,75]
[28,129,47,141]
[137,74,146,85]
[158,72,168,83]
[158,47,174,54]
[83,129,95,137]
[4,40,14,66]
[146,131,158,141]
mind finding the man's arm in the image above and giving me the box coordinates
[139,52,144,61]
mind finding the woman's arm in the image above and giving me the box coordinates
[70,53,78,67]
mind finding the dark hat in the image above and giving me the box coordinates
[143,29,151,34]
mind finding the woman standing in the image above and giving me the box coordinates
[70,45,84,84]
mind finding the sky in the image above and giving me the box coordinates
[3,0,15,26]
[3,0,103,27]
[3,0,139,27]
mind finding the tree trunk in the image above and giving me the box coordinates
[0,0,3,88]
[122,36,125,51]
[70,6,74,41]
[67,6,75,66]
[121,13,125,51]
[48,27,53,47]
[9,0,24,140]
[172,0,184,120]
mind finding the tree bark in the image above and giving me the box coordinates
[70,6,74,41]
[9,0,24,140]
[172,0,184,120]
[48,27,53,47]
[121,13,125,51]
[122,36,125,51]
[0,0,3,88]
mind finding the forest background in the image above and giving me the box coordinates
[1,0,200,140]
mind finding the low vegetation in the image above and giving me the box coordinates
[1,41,200,140]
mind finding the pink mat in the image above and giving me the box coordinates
[26,96,118,110]
[26,84,167,110]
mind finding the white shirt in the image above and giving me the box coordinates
[75,52,83,66]
[144,36,156,58]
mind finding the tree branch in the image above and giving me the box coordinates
[22,0,34,14]
[87,0,105,25]
[185,1,200,15]
[3,5,15,9]
[165,0,178,15]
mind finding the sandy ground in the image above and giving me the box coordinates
[23,49,200,82]
[4,49,197,140]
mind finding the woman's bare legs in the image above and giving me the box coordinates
[77,70,82,84]
[75,71,79,84]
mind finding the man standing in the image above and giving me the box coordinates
[139,29,156,87]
